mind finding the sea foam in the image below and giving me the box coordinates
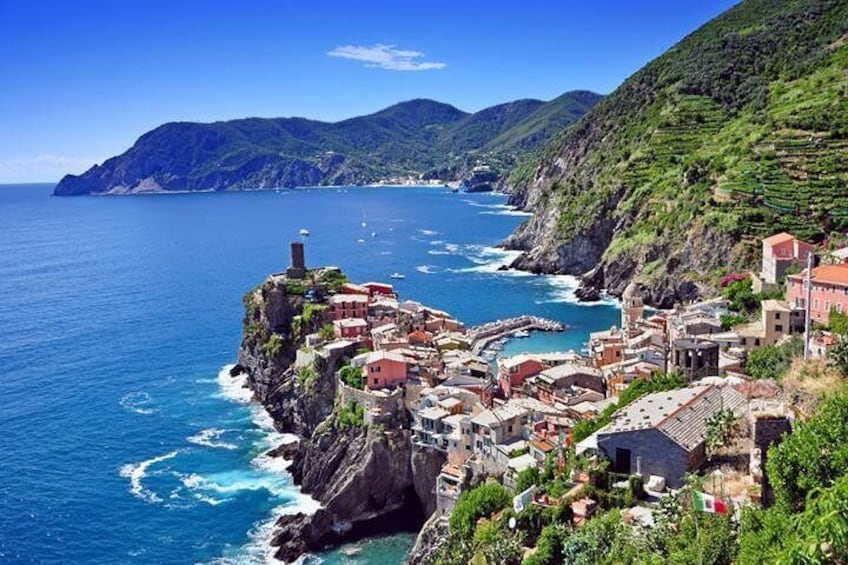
[119,450,180,504]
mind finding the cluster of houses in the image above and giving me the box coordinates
[285,231,845,522]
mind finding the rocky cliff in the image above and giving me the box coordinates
[505,0,848,308]
[235,272,445,562]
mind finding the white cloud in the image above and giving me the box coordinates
[327,44,446,71]
[0,154,98,183]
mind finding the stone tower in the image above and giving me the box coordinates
[286,241,306,279]
[621,281,644,333]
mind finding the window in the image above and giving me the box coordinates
[371,365,381,373]
[755,338,761,346]
[826,301,831,312]
[775,312,781,320]
[838,304,844,314]
[814,299,819,310]
[775,324,783,332]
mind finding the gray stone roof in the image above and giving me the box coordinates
[599,385,747,451]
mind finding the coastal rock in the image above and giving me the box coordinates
[237,271,446,562]
[406,513,450,565]
[272,423,430,562]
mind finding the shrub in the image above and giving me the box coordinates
[339,364,364,389]
[262,333,284,357]
[766,390,848,511]
[297,365,316,386]
[318,323,336,342]
[449,482,511,540]
[337,400,365,427]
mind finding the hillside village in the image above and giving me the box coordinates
[263,234,848,562]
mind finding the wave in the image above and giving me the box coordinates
[119,451,180,504]
[415,265,442,274]
[480,209,533,217]
[418,229,438,236]
[119,391,156,415]
[429,240,445,245]
[187,428,239,450]
[534,275,620,307]
[452,246,525,274]
[216,364,253,404]
[427,250,451,256]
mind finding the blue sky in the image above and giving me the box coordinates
[0,0,738,183]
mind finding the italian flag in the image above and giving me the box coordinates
[693,491,728,514]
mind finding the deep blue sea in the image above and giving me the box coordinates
[0,184,619,564]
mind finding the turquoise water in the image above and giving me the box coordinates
[0,184,619,564]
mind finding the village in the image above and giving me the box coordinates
[277,230,848,537]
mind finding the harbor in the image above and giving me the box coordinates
[469,315,566,356]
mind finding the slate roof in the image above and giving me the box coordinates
[599,385,747,451]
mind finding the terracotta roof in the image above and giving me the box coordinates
[762,232,795,246]
[530,439,555,452]
[809,264,848,286]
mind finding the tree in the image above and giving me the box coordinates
[723,278,758,313]
[766,390,848,511]
[515,466,541,493]
[745,345,783,380]
[829,335,848,377]
[449,482,511,539]
[828,307,848,336]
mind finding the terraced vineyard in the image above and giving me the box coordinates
[509,0,848,303]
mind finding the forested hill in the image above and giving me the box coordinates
[507,0,848,307]
[53,91,602,196]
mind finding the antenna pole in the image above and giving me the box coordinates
[803,252,813,360]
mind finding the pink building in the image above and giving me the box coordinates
[334,318,368,339]
[787,264,848,323]
[364,350,408,389]
[362,282,395,298]
[497,355,547,399]
[329,294,369,320]
[761,232,814,285]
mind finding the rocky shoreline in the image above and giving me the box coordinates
[234,274,444,563]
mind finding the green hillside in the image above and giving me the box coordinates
[54,93,602,196]
[509,0,848,305]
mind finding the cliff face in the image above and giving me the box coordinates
[235,273,445,562]
[505,0,848,307]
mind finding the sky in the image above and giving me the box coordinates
[0,0,739,183]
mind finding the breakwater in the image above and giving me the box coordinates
[469,316,565,354]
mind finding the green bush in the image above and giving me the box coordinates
[337,400,365,427]
[339,364,364,389]
[318,323,336,342]
[297,365,316,386]
[449,482,511,540]
[766,390,848,511]
[262,333,284,357]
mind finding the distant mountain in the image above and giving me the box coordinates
[507,0,848,306]
[53,92,602,196]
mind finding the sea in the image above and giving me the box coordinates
[0,184,620,564]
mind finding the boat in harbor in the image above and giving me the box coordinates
[299,228,310,236]
[389,272,405,279]
[513,329,530,338]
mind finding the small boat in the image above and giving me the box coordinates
[357,238,365,244]
[299,228,310,236]
[513,330,530,338]
[371,231,377,238]
[389,272,405,280]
